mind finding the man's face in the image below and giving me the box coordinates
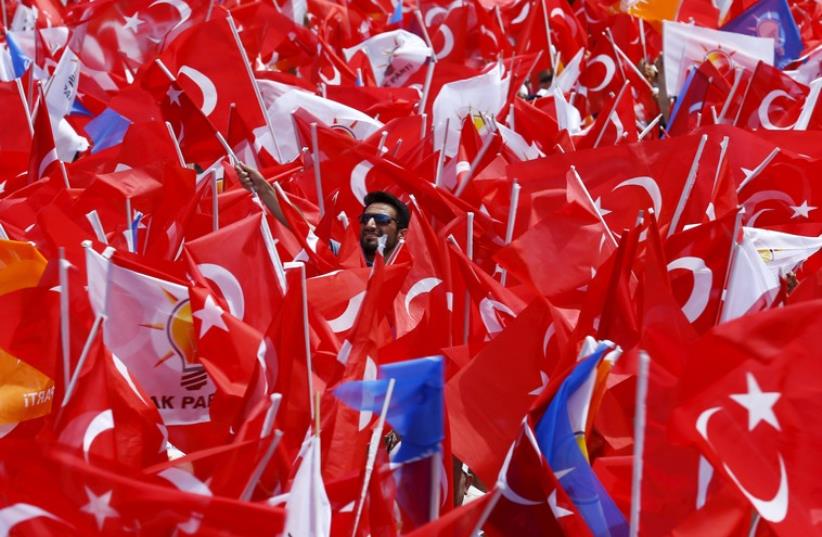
[359,202,402,257]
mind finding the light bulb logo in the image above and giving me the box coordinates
[702,47,735,79]
[166,299,208,391]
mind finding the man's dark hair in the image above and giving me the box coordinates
[363,191,411,229]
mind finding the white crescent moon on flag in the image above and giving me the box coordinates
[543,323,556,357]
[178,66,217,117]
[586,54,616,93]
[480,26,498,46]
[424,6,447,26]
[148,0,192,31]
[511,2,530,24]
[724,456,789,522]
[197,263,245,320]
[742,190,796,225]
[748,208,777,227]
[496,429,543,506]
[479,298,516,336]
[156,467,210,534]
[404,278,443,316]
[612,176,663,217]
[39,149,58,178]
[695,405,789,523]
[350,161,373,205]
[435,25,454,60]
[319,64,341,86]
[550,7,579,39]
[327,291,365,333]
[758,90,797,131]
[695,406,721,440]
[667,256,713,322]
[0,504,63,537]
[156,467,212,496]
[83,409,114,462]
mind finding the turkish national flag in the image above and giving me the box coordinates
[664,209,739,333]
[735,61,809,130]
[158,12,267,135]
[446,299,569,485]
[672,300,822,537]
[28,89,59,183]
[0,439,286,535]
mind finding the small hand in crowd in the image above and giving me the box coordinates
[235,162,266,193]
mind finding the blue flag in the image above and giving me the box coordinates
[667,65,698,128]
[721,0,803,68]
[5,32,30,78]
[535,343,629,537]
[388,0,403,25]
[333,355,444,463]
[70,99,93,117]
[84,108,132,154]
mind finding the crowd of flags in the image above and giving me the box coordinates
[0,0,821,532]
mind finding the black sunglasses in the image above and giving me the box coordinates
[359,213,397,225]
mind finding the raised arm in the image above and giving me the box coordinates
[235,162,290,229]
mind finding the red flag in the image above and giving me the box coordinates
[446,299,567,486]
[578,37,625,115]
[737,153,822,230]
[0,439,285,535]
[0,80,32,181]
[158,13,267,135]
[185,212,286,334]
[28,89,59,183]
[672,300,822,537]
[735,62,809,130]
[485,422,592,537]
[664,210,739,333]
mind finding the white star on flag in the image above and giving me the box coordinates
[122,13,144,33]
[548,489,573,518]
[730,372,781,431]
[81,487,119,530]
[529,371,550,396]
[593,196,612,216]
[790,200,816,219]
[167,87,183,106]
[193,295,228,337]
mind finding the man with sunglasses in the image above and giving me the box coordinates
[236,162,409,266]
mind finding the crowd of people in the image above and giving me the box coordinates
[0,0,821,533]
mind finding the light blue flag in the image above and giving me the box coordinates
[535,343,629,537]
[84,108,132,154]
[721,0,803,68]
[5,32,30,78]
[388,0,403,25]
[333,355,444,463]
[70,99,93,117]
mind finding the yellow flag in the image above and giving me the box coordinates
[0,240,47,296]
[0,347,55,425]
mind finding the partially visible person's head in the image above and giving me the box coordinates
[359,191,410,262]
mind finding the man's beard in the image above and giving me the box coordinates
[361,233,393,255]
[360,237,378,254]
